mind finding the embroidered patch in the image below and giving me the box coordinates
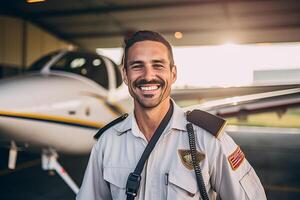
[178,149,205,170]
[228,146,245,170]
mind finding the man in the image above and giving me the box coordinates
[76,30,266,200]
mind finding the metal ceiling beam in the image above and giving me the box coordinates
[0,9,82,48]
[17,0,280,18]
[40,6,300,28]
[65,22,300,39]
[2,0,300,48]
[0,12,83,48]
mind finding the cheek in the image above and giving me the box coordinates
[126,74,139,86]
[166,74,175,84]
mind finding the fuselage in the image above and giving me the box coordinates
[0,50,132,154]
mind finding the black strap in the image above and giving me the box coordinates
[126,102,174,199]
[94,113,129,140]
[186,123,210,200]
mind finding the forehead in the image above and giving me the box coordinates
[127,40,169,61]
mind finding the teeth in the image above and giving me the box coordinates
[140,86,159,91]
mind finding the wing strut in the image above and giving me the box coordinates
[8,140,18,169]
[42,149,79,194]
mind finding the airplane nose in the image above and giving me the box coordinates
[0,73,81,111]
[0,73,96,154]
[0,75,43,143]
[0,72,99,113]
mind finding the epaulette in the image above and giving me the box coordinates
[94,113,128,140]
[186,109,227,139]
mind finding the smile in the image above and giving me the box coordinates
[139,85,159,91]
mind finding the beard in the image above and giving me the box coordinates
[129,77,170,109]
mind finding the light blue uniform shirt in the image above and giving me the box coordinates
[76,103,266,200]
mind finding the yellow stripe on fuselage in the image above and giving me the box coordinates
[0,110,103,129]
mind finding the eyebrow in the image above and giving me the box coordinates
[152,59,167,64]
[128,59,168,66]
[128,60,144,66]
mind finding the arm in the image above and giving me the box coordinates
[209,133,267,200]
[76,141,112,200]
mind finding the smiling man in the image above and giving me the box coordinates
[76,31,266,200]
[122,38,176,141]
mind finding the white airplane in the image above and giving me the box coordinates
[0,49,299,193]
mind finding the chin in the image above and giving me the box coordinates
[141,96,171,109]
[140,101,159,109]
[136,98,161,109]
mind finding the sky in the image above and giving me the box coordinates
[97,42,300,87]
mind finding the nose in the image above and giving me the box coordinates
[143,65,155,81]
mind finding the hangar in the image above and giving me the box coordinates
[2,0,300,69]
[1,0,300,200]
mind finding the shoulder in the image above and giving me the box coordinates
[186,109,227,139]
[94,113,129,140]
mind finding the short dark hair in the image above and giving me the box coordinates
[123,30,174,69]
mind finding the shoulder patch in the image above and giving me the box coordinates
[93,113,128,140]
[186,109,227,139]
[228,146,245,170]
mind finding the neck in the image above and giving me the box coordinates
[134,98,171,141]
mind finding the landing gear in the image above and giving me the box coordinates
[8,141,17,169]
[42,149,79,194]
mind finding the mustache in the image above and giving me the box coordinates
[133,78,165,87]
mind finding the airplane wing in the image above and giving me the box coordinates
[171,83,300,101]
[183,87,300,119]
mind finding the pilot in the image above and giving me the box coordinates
[76,30,267,200]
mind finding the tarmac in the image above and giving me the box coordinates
[0,149,88,200]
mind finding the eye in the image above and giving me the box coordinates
[130,64,143,70]
[153,64,164,69]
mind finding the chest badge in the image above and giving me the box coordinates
[178,149,205,170]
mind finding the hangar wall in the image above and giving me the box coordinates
[0,16,71,69]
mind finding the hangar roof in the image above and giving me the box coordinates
[2,0,300,49]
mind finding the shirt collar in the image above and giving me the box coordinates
[169,100,188,132]
[114,99,187,136]
[114,111,133,135]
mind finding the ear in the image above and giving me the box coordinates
[122,66,128,85]
[171,65,177,84]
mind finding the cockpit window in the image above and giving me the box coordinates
[51,52,109,89]
[28,51,123,90]
[70,58,86,69]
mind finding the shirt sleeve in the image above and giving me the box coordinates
[76,141,112,200]
[209,132,267,200]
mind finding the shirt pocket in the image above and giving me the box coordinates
[103,167,131,200]
[167,169,200,200]
[239,168,266,200]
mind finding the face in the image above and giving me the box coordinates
[123,41,177,109]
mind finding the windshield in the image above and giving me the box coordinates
[26,51,123,90]
[50,51,122,90]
